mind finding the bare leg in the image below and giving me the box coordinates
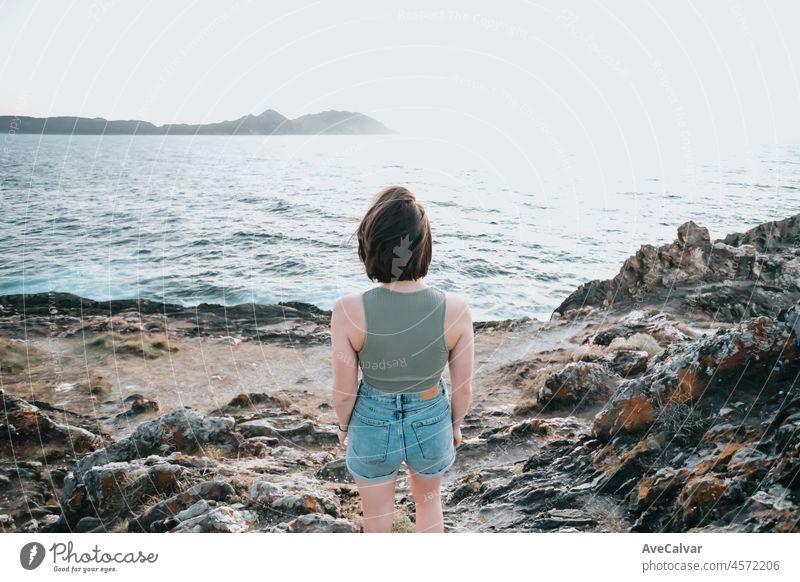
[354,476,396,532]
[408,468,444,532]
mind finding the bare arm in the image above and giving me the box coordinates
[448,296,474,434]
[330,297,359,432]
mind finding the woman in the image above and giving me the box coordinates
[330,185,474,533]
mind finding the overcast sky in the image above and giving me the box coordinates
[2,0,800,185]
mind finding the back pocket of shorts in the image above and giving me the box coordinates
[411,405,453,461]
[350,410,390,464]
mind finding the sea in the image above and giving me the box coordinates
[2,134,799,321]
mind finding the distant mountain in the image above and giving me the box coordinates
[0,109,393,135]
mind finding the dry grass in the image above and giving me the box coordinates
[0,337,45,372]
[570,343,607,362]
[510,362,561,415]
[608,332,662,356]
[584,497,630,532]
[87,331,178,359]
[392,506,416,533]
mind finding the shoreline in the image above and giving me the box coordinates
[0,290,542,330]
[4,211,799,331]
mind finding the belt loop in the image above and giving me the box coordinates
[396,393,401,410]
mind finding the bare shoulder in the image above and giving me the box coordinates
[332,292,367,350]
[333,291,363,313]
[332,292,365,324]
[444,292,472,350]
[444,291,471,321]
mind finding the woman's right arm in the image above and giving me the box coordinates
[330,296,360,441]
[448,295,474,446]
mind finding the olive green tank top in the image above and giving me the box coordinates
[357,285,449,393]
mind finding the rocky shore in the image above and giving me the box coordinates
[1,213,799,533]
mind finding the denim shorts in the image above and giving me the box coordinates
[345,377,457,483]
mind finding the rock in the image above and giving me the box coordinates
[249,481,285,506]
[554,213,800,320]
[0,392,104,460]
[536,361,618,411]
[479,418,550,442]
[74,517,104,533]
[118,394,159,417]
[80,460,184,515]
[225,392,292,410]
[237,418,337,444]
[674,475,729,527]
[593,314,799,442]
[604,350,649,377]
[74,409,242,474]
[132,480,236,532]
[54,409,244,529]
[589,325,630,346]
[271,491,339,517]
[534,508,596,529]
[169,502,258,533]
[473,316,533,333]
[0,514,15,531]
[247,479,340,518]
[316,458,354,483]
[722,214,800,251]
[446,473,485,506]
[749,485,795,512]
[592,384,655,442]
[285,513,359,533]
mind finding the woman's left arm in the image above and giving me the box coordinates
[331,296,359,442]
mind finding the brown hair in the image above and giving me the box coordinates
[356,186,432,282]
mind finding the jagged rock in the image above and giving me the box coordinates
[592,383,655,442]
[271,491,339,518]
[131,480,236,532]
[74,409,242,475]
[168,501,258,533]
[0,392,104,460]
[225,392,292,410]
[237,418,337,444]
[74,517,103,533]
[593,314,799,442]
[118,394,159,417]
[604,350,649,377]
[674,475,730,528]
[534,508,596,529]
[479,418,550,442]
[80,460,184,516]
[446,473,485,506]
[284,513,359,533]
[554,213,800,320]
[536,361,618,411]
[53,410,243,529]
[0,292,331,345]
[316,458,354,483]
[722,214,800,250]
[247,479,340,518]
